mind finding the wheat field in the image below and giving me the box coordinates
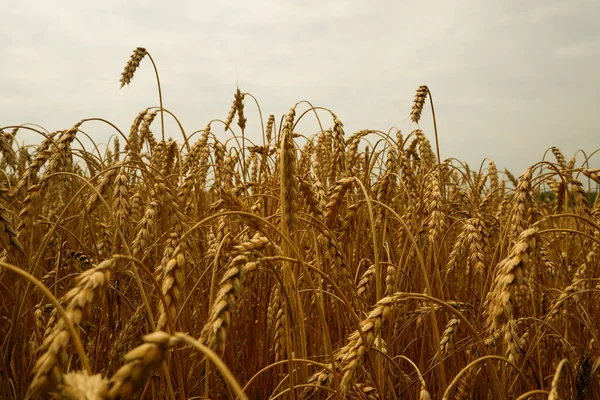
[1,47,600,399]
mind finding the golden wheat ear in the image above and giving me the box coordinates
[107,331,178,400]
[411,85,429,124]
[57,371,109,400]
[119,47,147,88]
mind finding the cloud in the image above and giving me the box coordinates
[555,40,600,58]
[1,0,599,174]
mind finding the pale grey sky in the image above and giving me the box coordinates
[1,0,599,175]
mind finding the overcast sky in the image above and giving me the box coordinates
[2,0,599,175]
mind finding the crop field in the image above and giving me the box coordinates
[1,47,600,399]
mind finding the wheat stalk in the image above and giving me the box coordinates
[107,331,178,399]
[28,259,115,399]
